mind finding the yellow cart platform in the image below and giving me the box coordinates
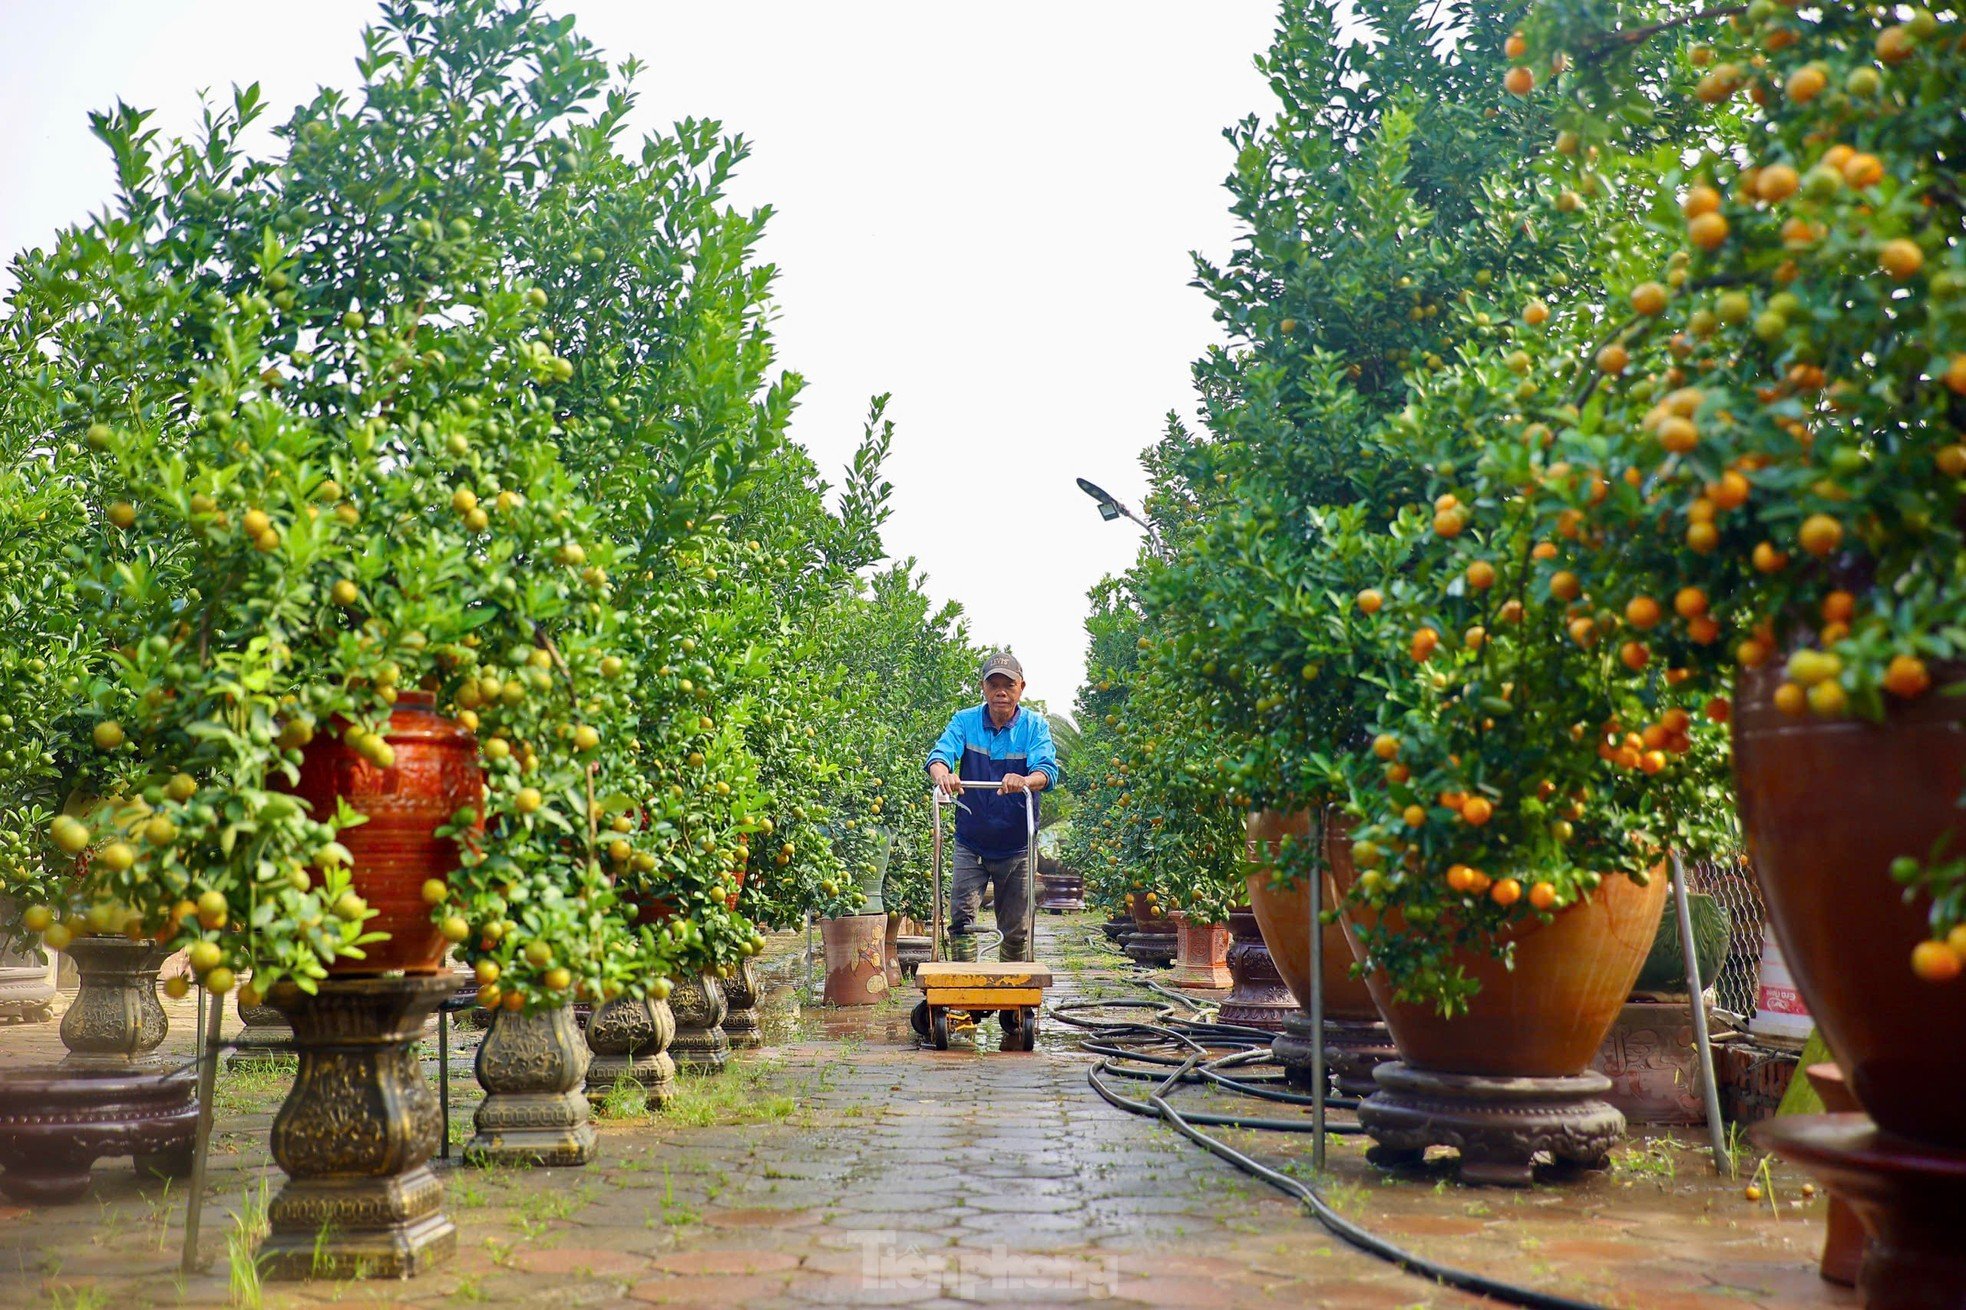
[914,961,1053,1051]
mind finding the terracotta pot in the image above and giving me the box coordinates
[1328,824,1669,1078]
[1168,911,1233,989]
[820,914,889,1005]
[1243,810,1379,1022]
[1733,663,1966,1149]
[292,692,482,976]
[621,892,675,928]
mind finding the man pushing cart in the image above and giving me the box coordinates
[923,651,1059,964]
[912,652,1059,1050]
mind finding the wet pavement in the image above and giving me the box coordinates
[0,915,1851,1308]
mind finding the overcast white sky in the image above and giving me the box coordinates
[1,2,1279,713]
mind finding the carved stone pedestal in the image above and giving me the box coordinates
[723,958,763,1050]
[229,996,297,1070]
[466,1004,595,1167]
[584,993,676,1108]
[1592,999,1707,1125]
[261,976,455,1279]
[60,937,168,1070]
[1219,909,1295,1033]
[1169,915,1234,990]
[1753,1112,1966,1310]
[670,971,730,1073]
[1274,1012,1396,1097]
[1358,1063,1625,1187]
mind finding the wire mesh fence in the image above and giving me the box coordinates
[1686,852,1768,1023]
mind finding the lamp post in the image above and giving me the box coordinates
[1075,478,1165,557]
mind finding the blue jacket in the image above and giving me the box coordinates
[926,704,1060,859]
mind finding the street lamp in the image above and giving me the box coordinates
[1076,477,1165,557]
[1077,477,1125,522]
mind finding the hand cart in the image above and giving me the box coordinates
[910,779,1051,1051]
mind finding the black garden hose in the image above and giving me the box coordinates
[1050,991,1611,1310]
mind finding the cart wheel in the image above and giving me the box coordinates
[910,999,930,1040]
[929,1008,950,1051]
[1017,1007,1038,1052]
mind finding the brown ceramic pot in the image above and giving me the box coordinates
[1123,891,1173,932]
[292,692,482,976]
[1328,823,1668,1078]
[1243,810,1379,1023]
[1732,663,1966,1149]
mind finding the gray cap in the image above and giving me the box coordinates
[981,651,1024,682]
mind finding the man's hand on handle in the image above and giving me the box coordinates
[930,765,1049,797]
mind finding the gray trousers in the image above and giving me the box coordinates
[949,844,1032,963]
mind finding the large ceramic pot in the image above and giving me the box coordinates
[1733,663,1966,1148]
[820,914,889,1005]
[1328,824,1669,1078]
[1631,890,1730,997]
[292,692,482,975]
[1243,810,1379,1023]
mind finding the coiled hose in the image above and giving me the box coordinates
[1051,986,1611,1310]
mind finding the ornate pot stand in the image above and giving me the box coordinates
[466,1003,595,1167]
[58,936,169,1071]
[1356,1064,1625,1187]
[896,935,932,980]
[260,976,455,1279]
[0,936,197,1202]
[1168,913,1234,991]
[584,992,677,1108]
[723,957,763,1050]
[229,994,297,1070]
[1037,867,1085,913]
[670,970,731,1072]
[1753,1112,1966,1310]
[1274,1012,1398,1099]
[1217,908,1296,1033]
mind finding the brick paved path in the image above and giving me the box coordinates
[0,916,1850,1308]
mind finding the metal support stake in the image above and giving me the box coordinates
[1671,848,1731,1175]
[1309,812,1327,1174]
[438,1007,451,1161]
[804,912,815,1002]
[1022,792,1038,966]
[180,982,225,1274]
[930,791,945,964]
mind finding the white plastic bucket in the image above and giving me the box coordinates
[1750,924,1813,1043]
